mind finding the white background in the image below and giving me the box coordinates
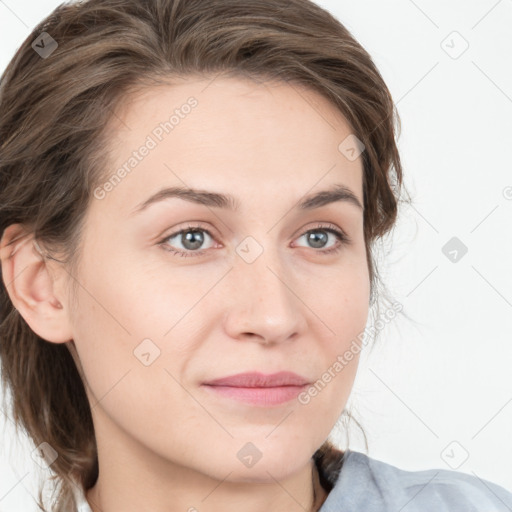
[1,0,511,510]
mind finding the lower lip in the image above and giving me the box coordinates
[202,384,308,406]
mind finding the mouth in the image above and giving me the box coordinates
[201,371,310,406]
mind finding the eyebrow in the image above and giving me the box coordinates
[130,183,364,216]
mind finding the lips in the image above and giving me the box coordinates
[201,371,310,406]
[202,371,310,387]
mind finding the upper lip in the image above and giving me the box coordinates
[203,371,310,388]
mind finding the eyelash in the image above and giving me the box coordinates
[158,223,352,258]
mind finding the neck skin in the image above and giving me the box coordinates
[84,408,330,512]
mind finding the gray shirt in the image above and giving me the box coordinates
[74,449,512,511]
[319,449,512,511]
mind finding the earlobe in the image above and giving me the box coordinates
[0,223,73,343]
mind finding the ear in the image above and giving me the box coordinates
[0,223,73,343]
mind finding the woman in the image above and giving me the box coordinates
[0,0,510,511]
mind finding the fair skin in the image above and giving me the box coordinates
[0,75,370,512]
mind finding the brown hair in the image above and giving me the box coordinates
[0,0,410,509]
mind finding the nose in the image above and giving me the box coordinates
[222,247,307,346]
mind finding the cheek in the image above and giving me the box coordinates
[67,276,193,439]
[68,285,131,402]
[307,261,369,403]
[66,250,150,397]
[315,259,370,338]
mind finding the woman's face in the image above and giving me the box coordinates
[65,76,370,483]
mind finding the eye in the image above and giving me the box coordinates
[158,222,351,258]
[159,224,216,257]
[293,223,351,255]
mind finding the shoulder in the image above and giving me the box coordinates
[319,449,512,512]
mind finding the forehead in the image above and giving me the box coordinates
[112,74,353,131]
[96,75,364,215]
